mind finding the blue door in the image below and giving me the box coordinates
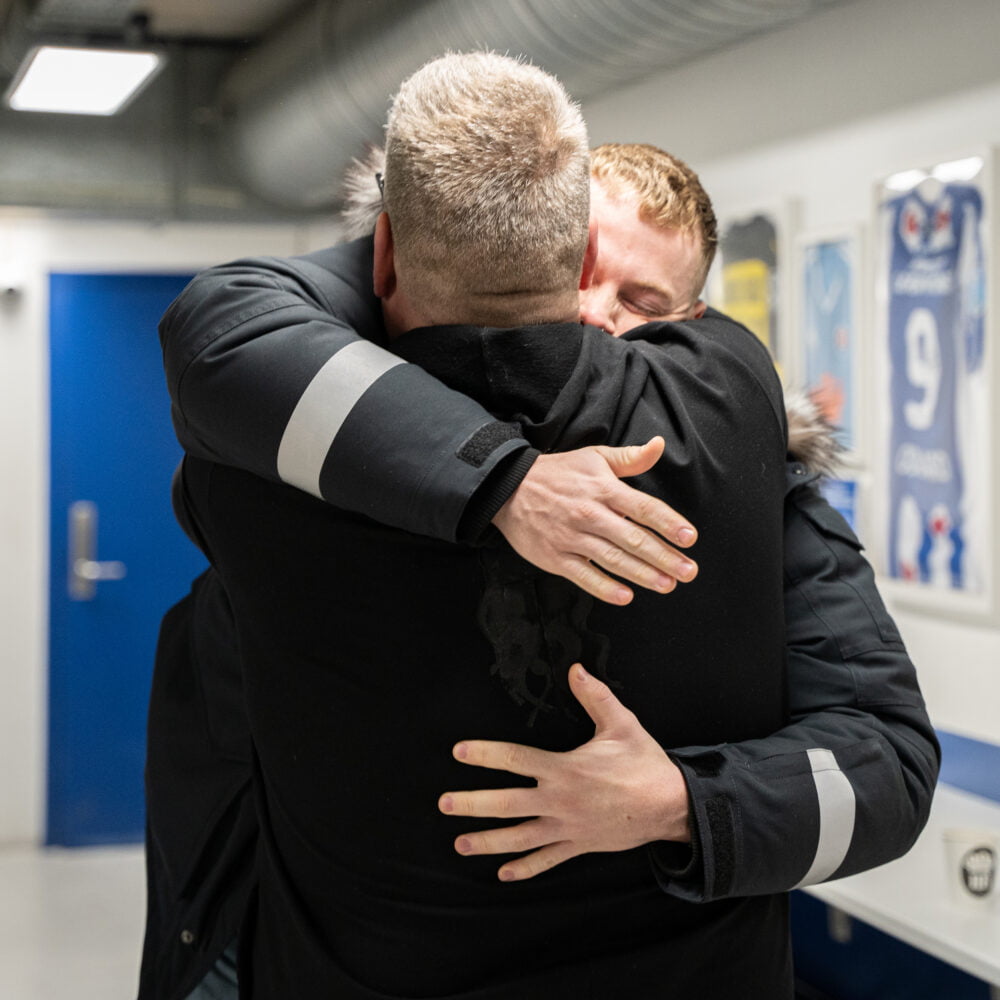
[48,272,207,846]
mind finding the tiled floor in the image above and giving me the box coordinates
[0,844,145,999]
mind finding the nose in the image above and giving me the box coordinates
[579,285,618,336]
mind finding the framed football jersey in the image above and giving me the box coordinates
[874,152,999,623]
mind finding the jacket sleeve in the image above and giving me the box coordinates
[159,243,535,543]
[649,468,941,901]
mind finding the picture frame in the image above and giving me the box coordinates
[705,199,799,376]
[793,227,864,458]
[871,149,999,624]
[792,227,867,538]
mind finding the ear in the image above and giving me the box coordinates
[373,212,396,299]
[579,218,598,290]
[692,299,707,319]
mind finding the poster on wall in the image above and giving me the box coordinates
[703,202,798,374]
[800,233,859,453]
[717,213,780,360]
[875,153,997,621]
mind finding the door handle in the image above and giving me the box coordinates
[68,500,127,601]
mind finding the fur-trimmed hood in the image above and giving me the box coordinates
[341,145,387,238]
[785,388,843,478]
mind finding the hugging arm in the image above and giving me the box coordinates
[160,240,696,602]
[161,244,528,543]
[446,474,940,891]
[429,321,937,890]
[439,663,692,882]
[650,473,940,900]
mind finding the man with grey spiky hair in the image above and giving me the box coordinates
[379,51,592,330]
[154,50,791,998]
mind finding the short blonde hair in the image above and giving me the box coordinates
[590,143,717,291]
[383,52,591,325]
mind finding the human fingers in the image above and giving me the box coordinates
[438,787,539,820]
[545,539,689,607]
[451,739,552,779]
[550,554,634,605]
[451,818,556,860]
[574,515,698,588]
[594,436,665,478]
[567,663,639,735]
[496,841,580,882]
[593,436,698,548]
[602,476,698,550]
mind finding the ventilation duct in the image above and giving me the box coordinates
[223,0,845,210]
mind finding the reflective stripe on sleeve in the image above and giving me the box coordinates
[794,748,857,887]
[276,341,405,497]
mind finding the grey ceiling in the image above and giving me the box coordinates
[0,0,855,219]
[2,0,308,40]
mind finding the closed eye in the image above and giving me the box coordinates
[622,296,672,319]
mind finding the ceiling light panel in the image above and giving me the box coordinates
[5,45,163,115]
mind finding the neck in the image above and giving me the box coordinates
[382,287,580,338]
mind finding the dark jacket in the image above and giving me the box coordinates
[139,238,939,999]
[175,306,792,998]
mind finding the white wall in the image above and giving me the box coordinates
[0,213,341,845]
[584,0,1000,745]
